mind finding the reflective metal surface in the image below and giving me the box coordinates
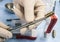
[5,3,14,14]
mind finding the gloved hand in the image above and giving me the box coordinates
[13,0,46,35]
[0,22,12,41]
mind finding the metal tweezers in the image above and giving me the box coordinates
[9,11,54,31]
[8,1,56,31]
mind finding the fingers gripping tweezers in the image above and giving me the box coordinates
[8,11,54,31]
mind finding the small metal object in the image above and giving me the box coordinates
[6,19,12,21]
[6,18,20,21]
[5,3,14,14]
[15,23,21,26]
[52,30,56,38]
[44,32,47,38]
[45,11,54,18]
